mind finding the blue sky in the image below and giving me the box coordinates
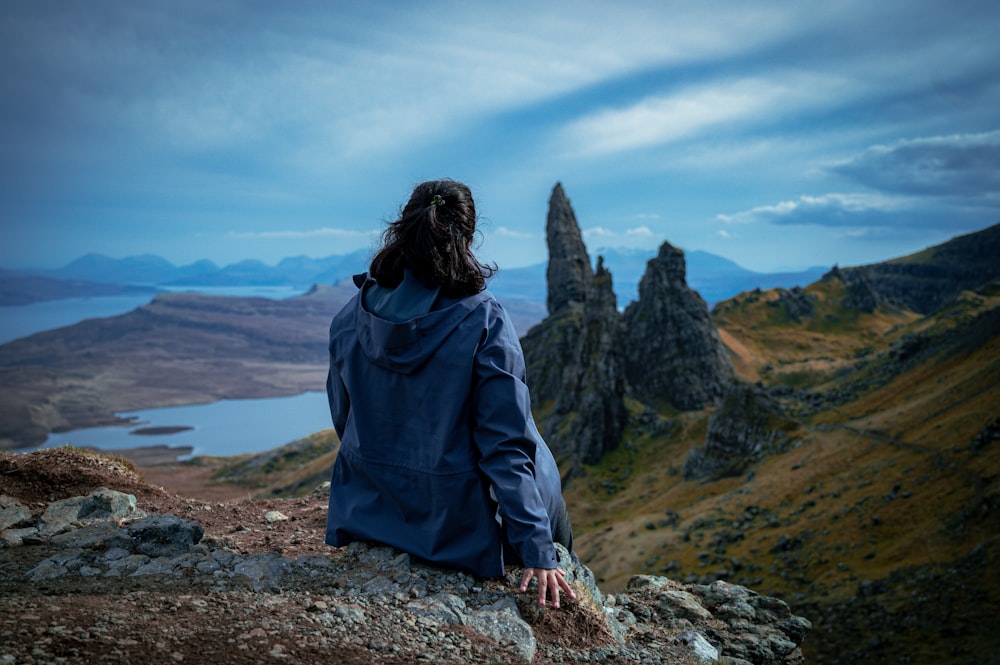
[1,1,997,273]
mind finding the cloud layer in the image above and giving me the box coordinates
[0,1,997,271]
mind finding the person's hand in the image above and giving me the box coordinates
[519,567,576,608]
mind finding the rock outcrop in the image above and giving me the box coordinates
[523,184,733,476]
[682,382,791,481]
[0,481,811,664]
[767,287,817,322]
[623,242,734,410]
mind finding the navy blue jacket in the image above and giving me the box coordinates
[324,273,563,577]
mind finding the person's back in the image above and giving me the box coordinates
[324,179,575,607]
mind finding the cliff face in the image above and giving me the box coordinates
[523,184,733,476]
[836,220,1000,314]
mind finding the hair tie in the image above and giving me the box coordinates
[430,194,445,208]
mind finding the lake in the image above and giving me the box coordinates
[37,391,334,459]
[4,286,332,459]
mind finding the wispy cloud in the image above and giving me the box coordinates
[583,227,615,239]
[560,79,779,157]
[491,226,535,239]
[558,72,853,157]
[716,193,914,227]
[582,225,660,248]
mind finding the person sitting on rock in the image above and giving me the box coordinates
[324,178,576,608]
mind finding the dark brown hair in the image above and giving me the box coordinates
[369,179,495,296]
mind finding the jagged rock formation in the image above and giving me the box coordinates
[522,186,628,477]
[622,242,734,410]
[0,476,811,664]
[523,184,733,476]
[682,382,791,480]
[545,182,594,314]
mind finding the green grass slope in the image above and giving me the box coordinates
[207,429,340,499]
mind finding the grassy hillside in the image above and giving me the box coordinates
[563,278,1000,663]
[207,429,341,499]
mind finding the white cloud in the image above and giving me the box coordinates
[579,224,662,250]
[716,192,915,227]
[558,71,856,157]
[837,228,871,238]
[491,226,534,239]
[583,227,615,239]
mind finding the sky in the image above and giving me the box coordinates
[1,1,998,274]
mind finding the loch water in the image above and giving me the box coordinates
[4,286,332,458]
[38,391,333,459]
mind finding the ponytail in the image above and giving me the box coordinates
[370,179,495,296]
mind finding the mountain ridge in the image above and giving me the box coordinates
[5,245,829,308]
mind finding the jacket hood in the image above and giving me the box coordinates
[352,273,491,374]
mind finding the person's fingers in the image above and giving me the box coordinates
[519,569,534,592]
[559,574,576,599]
[518,568,576,608]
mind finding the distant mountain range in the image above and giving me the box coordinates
[38,249,374,288]
[2,248,827,308]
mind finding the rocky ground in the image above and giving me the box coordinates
[1,448,810,664]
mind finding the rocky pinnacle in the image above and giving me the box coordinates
[545,182,594,315]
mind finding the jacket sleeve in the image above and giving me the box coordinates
[471,302,558,569]
[326,299,356,440]
[326,367,349,440]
